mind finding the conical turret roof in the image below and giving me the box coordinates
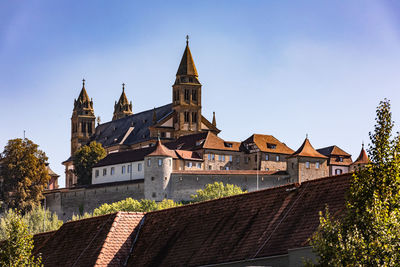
[117,86,130,106]
[290,138,327,158]
[77,79,90,103]
[353,144,369,164]
[147,139,177,158]
[176,37,198,77]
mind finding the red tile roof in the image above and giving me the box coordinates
[352,145,369,165]
[317,145,351,157]
[147,139,177,158]
[290,138,327,158]
[175,150,203,161]
[126,174,350,266]
[243,134,294,155]
[34,212,144,267]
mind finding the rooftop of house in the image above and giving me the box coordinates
[352,144,370,165]
[317,145,353,166]
[290,138,328,159]
[28,173,351,266]
[242,134,295,155]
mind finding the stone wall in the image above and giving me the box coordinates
[44,180,144,221]
[167,172,291,201]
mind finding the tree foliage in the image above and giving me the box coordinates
[191,182,246,202]
[0,205,63,240]
[311,99,400,266]
[0,138,49,213]
[73,141,106,186]
[71,198,181,220]
[0,211,42,266]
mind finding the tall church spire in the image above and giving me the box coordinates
[176,35,198,77]
[71,79,96,156]
[113,83,133,120]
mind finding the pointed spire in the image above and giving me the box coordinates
[353,143,369,164]
[212,112,216,127]
[176,36,198,77]
[112,83,133,120]
[74,78,93,111]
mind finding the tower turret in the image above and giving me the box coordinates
[113,83,133,120]
[172,36,202,138]
[71,79,96,155]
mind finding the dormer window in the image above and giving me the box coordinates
[224,142,233,148]
[338,157,343,162]
[267,143,277,149]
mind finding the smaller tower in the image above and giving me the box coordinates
[144,139,176,201]
[112,83,133,120]
[350,143,370,171]
[287,136,329,183]
[71,79,96,155]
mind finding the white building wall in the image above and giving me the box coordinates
[92,161,144,184]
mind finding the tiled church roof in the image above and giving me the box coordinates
[91,103,173,148]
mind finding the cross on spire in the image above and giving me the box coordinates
[82,78,85,87]
[186,35,189,45]
[122,83,125,91]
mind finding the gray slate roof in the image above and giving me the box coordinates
[90,103,173,148]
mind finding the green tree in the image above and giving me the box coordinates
[0,206,63,240]
[310,99,400,266]
[191,182,246,202]
[0,138,49,213]
[0,211,42,266]
[73,141,106,185]
[71,198,181,220]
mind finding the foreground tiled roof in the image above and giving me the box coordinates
[242,134,294,155]
[290,138,327,158]
[35,212,144,267]
[126,174,350,266]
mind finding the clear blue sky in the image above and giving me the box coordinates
[1,1,400,187]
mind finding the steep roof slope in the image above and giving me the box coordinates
[242,134,294,154]
[353,145,369,165]
[35,212,144,267]
[290,138,327,158]
[317,145,351,157]
[126,174,350,266]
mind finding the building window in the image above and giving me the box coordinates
[197,162,201,168]
[306,162,310,169]
[316,162,320,169]
[138,163,142,171]
[122,166,126,174]
[225,166,230,170]
[152,192,156,198]
[103,168,107,176]
[276,155,280,161]
[192,112,197,123]
[158,159,162,166]
[192,90,197,101]
[147,158,151,166]
[187,161,193,168]
[245,157,249,164]
[111,167,115,175]
[208,154,211,160]
[128,165,132,173]
[338,157,343,162]
[208,165,212,170]
[161,132,166,138]
[335,169,343,175]
[291,163,294,169]
[208,154,215,161]
[267,143,277,149]
[184,112,190,123]
[265,167,269,171]
[229,155,232,162]
[184,89,190,101]
[169,159,172,166]
[265,154,269,161]
[255,155,257,162]
[236,156,240,164]
[95,170,99,178]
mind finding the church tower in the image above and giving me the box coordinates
[172,36,202,138]
[71,79,96,155]
[113,83,133,120]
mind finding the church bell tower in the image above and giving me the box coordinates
[71,79,96,155]
[172,36,202,138]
